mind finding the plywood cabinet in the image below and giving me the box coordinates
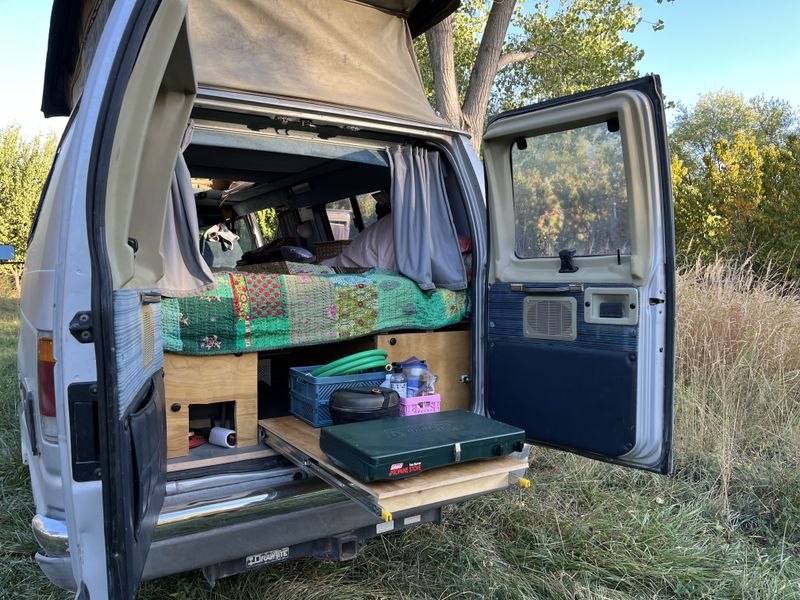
[376,330,471,412]
[163,353,258,458]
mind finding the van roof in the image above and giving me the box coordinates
[41,0,459,120]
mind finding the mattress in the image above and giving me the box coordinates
[162,267,470,355]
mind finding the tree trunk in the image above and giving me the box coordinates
[425,1,519,151]
[425,17,464,129]
[461,0,518,151]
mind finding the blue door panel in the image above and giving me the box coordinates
[487,340,637,456]
[487,283,638,457]
[487,283,637,352]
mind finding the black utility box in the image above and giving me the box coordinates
[319,410,525,482]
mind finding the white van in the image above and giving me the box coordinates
[19,0,675,597]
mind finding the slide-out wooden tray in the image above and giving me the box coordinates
[258,416,528,521]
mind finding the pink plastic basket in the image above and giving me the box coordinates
[399,394,441,416]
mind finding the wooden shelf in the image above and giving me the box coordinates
[166,444,278,473]
[164,353,259,459]
[377,331,471,412]
[259,416,527,518]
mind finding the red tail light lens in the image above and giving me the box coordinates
[37,336,56,417]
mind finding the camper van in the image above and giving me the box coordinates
[18,0,675,597]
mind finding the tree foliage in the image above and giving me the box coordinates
[254,208,278,242]
[670,91,800,278]
[512,120,629,257]
[491,0,645,113]
[0,125,57,290]
[417,0,662,148]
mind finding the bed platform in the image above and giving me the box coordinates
[161,268,469,355]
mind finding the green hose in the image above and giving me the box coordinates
[310,349,388,377]
[320,357,388,377]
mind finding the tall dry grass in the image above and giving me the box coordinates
[675,257,800,520]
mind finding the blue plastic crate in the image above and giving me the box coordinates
[289,365,387,427]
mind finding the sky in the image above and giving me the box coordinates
[627,0,800,113]
[0,0,798,138]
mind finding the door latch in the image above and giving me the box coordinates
[69,311,93,343]
[558,248,579,273]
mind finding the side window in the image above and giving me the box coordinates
[325,199,356,240]
[511,119,630,258]
[323,193,381,241]
[354,193,378,229]
[231,217,256,252]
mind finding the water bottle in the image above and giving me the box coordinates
[390,365,407,397]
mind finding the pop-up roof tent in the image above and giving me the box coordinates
[41,0,459,124]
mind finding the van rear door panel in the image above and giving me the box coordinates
[483,77,675,473]
[36,0,195,597]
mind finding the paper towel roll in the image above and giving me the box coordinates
[209,427,237,448]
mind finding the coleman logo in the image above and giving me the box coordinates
[246,547,290,568]
[389,461,422,477]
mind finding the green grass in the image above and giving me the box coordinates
[1,261,799,598]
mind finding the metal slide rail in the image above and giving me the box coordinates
[261,430,390,521]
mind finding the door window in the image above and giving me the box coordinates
[511,119,630,258]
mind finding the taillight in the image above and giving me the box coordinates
[37,336,56,417]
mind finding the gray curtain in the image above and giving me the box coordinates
[388,146,467,291]
[157,126,217,297]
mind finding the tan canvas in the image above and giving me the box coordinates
[187,0,445,124]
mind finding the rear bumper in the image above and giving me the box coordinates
[34,499,440,593]
[144,485,381,579]
[32,481,388,589]
[32,514,69,557]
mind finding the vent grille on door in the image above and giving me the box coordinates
[523,296,577,341]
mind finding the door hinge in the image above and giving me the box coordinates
[69,311,94,343]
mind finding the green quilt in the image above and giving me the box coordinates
[162,268,470,355]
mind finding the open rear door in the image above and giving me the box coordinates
[482,76,675,473]
[42,0,195,597]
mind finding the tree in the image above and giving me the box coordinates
[0,125,57,291]
[670,90,796,170]
[670,91,800,278]
[417,0,662,149]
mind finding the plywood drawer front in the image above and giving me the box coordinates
[376,331,471,411]
[164,353,257,403]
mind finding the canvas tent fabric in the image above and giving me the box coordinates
[187,0,447,125]
[42,0,459,119]
[388,146,468,291]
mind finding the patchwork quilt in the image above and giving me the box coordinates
[162,267,470,355]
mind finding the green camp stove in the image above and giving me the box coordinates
[319,410,526,482]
